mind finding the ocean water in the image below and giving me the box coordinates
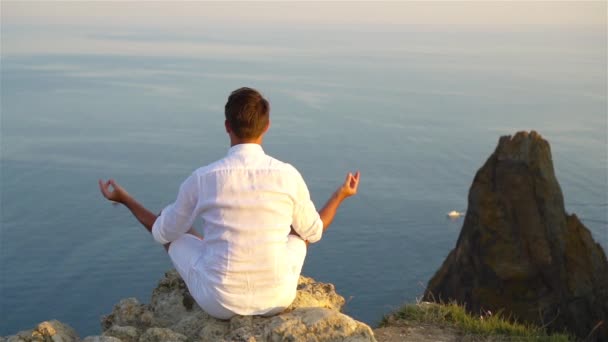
[1,19,607,336]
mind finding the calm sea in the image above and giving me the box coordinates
[1,25,606,336]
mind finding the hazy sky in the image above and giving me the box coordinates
[2,1,606,58]
[3,1,605,29]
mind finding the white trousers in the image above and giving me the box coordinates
[167,234,306,319]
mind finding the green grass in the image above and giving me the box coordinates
[380,301,572,342]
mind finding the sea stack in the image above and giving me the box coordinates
[424,131,608,341]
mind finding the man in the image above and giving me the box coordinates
[98,87,360,319]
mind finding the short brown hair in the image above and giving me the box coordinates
[224,87,270,139]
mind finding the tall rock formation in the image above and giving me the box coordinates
[424,131,608,341]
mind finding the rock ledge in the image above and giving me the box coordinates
[3,270,375,342]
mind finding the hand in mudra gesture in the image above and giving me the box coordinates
[337,171,360,199]
[98,179,131,204]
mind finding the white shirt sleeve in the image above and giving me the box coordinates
[291,171,323,244]
[151,173,200,244]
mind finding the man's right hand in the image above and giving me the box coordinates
[337,171,360,199]
[98,179,131,204]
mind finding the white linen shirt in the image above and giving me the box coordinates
[151,143,323,315]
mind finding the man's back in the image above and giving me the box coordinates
[152,143,323,317]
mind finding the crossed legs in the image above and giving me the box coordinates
[163,227,204,252]
[162,226,298,252]
[289,226,309,247]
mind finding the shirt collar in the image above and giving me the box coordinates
[227,143,265,156]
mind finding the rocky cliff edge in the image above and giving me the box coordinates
[2,270,376,342]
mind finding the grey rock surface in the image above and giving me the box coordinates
[100,269,376,342]
[3,271,375,342]
[82,336,123,342]
[102,326,140,342]
[3,320,80,342]
[137,327,188,342]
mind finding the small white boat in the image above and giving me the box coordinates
[447,210,464,218]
